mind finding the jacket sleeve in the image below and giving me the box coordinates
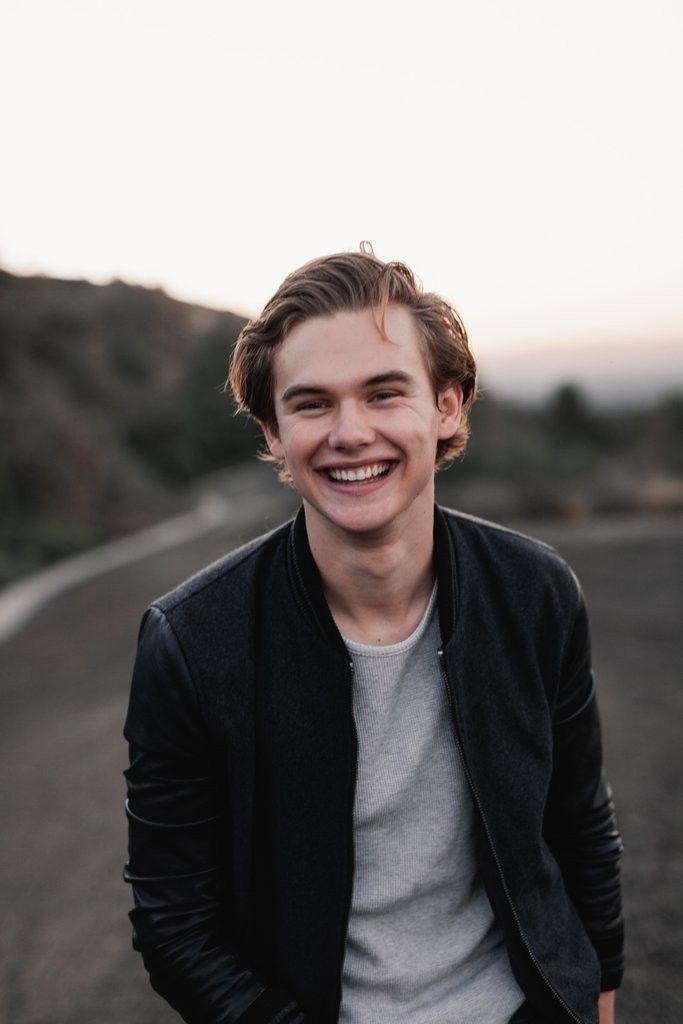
[542,584,625,993]
[123,606,305,1024]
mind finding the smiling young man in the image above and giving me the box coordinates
[124,250,624,1024]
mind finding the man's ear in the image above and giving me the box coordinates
[436,384,463,440]
[259,420,285,461]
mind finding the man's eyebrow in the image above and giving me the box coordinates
[280,384,328,403]
[364,371,416,388]
[280,371,416,404]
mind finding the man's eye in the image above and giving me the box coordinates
[297,400,327,411]
[371,390,399,402]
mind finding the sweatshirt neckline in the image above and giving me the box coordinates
[288,505,458,651]
[342,582,438,658]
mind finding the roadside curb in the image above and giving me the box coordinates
[0,494,233,646]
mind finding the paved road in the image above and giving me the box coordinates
[1,494,680,1024]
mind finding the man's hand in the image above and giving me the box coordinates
[598,989,616,1024]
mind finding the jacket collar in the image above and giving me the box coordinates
[287,505,458,651]
[434,505,458,647]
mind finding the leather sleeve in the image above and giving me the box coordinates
[543,587,625,992]
[123,606,304,1024]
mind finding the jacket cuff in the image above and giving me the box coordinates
[590,921,625,991]
[600,969,623,992]
[238,988,305,1024]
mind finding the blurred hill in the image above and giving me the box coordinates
[0,269,257,584]
[1,268,682,587]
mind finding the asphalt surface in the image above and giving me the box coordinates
[1,489,680,1024]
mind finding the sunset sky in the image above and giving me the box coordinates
[1,0,682,355]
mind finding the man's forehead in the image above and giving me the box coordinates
[273,306,424,386]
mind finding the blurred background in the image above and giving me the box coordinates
[0,1,681,1022]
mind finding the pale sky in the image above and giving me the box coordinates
[1,0,682,352]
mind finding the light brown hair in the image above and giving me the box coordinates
[227,247,478,471]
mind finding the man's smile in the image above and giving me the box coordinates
[319,461,395,483]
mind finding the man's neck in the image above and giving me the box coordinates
[305,504,436,646]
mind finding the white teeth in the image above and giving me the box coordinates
[328,462,390,482]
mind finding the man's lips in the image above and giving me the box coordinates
[316,460,397,483]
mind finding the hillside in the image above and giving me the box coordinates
[0,269,257,584]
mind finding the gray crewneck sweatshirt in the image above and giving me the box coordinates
[339,586,525,1024]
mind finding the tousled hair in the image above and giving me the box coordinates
[227,247,478,473]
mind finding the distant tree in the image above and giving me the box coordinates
[543,383,604,447]
[640,393,683,474]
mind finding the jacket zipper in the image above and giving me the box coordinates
[333,659,358,1022]
[437,649,585,1024]
[290,540,360,1019]
[290,544,358,1022]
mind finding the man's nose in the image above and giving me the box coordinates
[328,401,375,449]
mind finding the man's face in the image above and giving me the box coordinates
[262,304,462,543]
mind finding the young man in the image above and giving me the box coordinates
[124,251,624,1024]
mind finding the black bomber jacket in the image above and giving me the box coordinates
[124,506,624,1024]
